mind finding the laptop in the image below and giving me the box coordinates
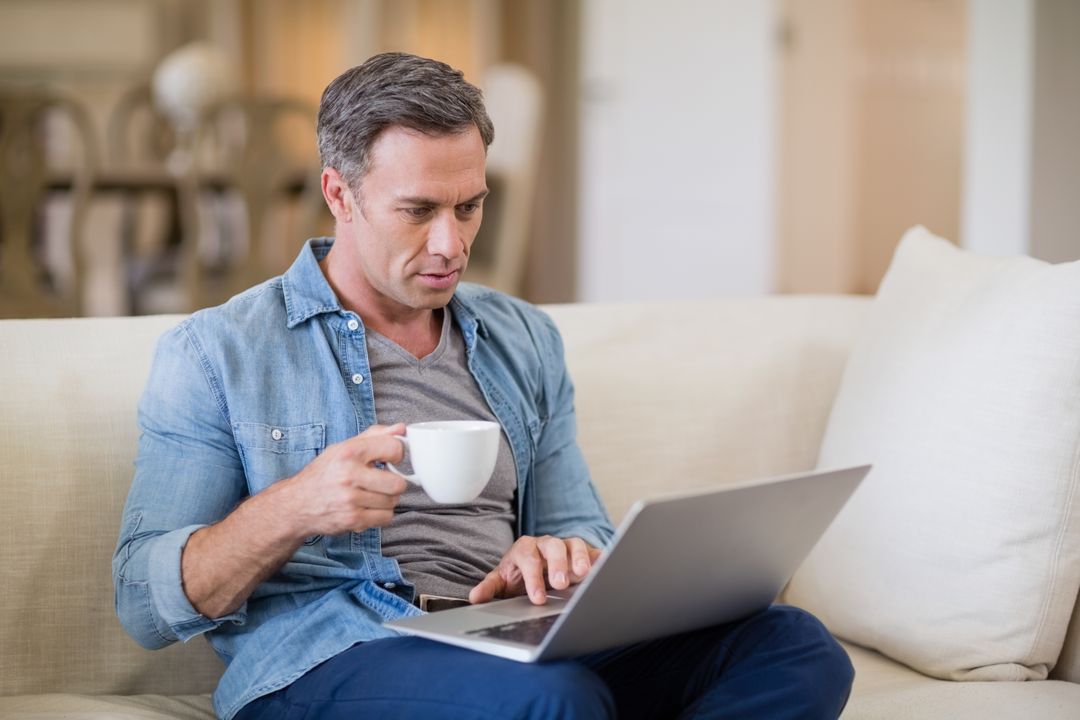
[386,464,870,662]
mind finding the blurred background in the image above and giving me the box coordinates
[0,0,1077,318]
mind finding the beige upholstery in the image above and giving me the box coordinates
[0,695,213,720]
[841,642,1080,719]
[0,316,221,703]
[1058,600,1080,681]
[790,229,1080,682]
[1,297,1078,718]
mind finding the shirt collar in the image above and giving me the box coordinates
[282,237,491,340]
[448,292,487,348]
[282,238,342,328]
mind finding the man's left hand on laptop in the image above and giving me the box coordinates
[468,535,602,605]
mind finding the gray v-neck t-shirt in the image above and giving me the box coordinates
[368,310,516,600]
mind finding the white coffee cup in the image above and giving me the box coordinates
[387,420,500,504]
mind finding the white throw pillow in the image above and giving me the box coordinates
[786,226,1080,681]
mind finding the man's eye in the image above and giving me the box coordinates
[457,203,480,216]
[404,207,431,219]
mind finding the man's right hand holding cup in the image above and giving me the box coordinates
[180,423,407,619]
[278,423,409,537]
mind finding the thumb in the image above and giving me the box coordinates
[469,570,503,605]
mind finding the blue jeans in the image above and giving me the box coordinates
[233,605,853,719]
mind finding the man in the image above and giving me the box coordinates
[114,52,853,719]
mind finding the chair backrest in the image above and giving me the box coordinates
[176,95,321,310]
[106,83,175,169]
[0,87,98,318]
[108,91,322,316]
[465,63,544,296]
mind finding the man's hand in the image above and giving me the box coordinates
[469,535,603,606]
[181,423,407,619]
[276,423,408,538]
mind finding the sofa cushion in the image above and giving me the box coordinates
[0,694,213,720]
[0,316,223,697]
[786,227,1080,681]
[548,297,869,524]
[840,642,1080,719]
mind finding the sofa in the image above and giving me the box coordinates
[3,278,1080,716]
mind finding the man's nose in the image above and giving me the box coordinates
[426,212,467,259]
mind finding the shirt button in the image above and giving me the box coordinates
[347,319,359,331]
[270,428,283,441]
[352,373,364,385]
[383,582,396,590]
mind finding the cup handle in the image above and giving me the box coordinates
[386,435,421,486]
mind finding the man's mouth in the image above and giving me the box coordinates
[417,269,461,289]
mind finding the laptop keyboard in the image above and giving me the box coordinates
[465,613,560,646]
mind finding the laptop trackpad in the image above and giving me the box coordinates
[477,596,569,618]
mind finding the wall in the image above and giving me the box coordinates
[961,0,1034,257]
[851,0,966,293]
[777,0,967,295]
[775,0,858,294]
[1029,0,1080,264]
[962,0,1080,262]
[577,0,778,301]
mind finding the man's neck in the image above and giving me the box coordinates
[319,256,445,360]
[368,308,444,359]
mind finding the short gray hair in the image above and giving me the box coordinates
[317,52,494,190]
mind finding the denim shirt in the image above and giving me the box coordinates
[112,238,615,719]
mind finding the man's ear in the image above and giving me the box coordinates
[321,167,354,223]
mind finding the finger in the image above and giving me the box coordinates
[352,467,408,496]
[469,569,504,605]
[537,536,571,590]
[344,430,407,465]
[512,540,549,604]
[353,508,395,530]
[565,537,594,581]
[356,422,407,439]
[350,486,403,510]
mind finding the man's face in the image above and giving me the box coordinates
[335,125,488,316]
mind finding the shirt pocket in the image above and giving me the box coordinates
[233,421,326,493]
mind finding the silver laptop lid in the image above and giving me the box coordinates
[538,464,870,659]
[386,464,870,662]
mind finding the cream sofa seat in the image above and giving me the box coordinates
[2,298,1079,719]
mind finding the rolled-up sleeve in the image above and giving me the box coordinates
[112,322,248,648]
[526,314,615,550]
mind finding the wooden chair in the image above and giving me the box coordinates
[0,87,97,318]
[116,93,322,314]
[182,95,323,306]
[105,82,184,315]
[466,64,544,297]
